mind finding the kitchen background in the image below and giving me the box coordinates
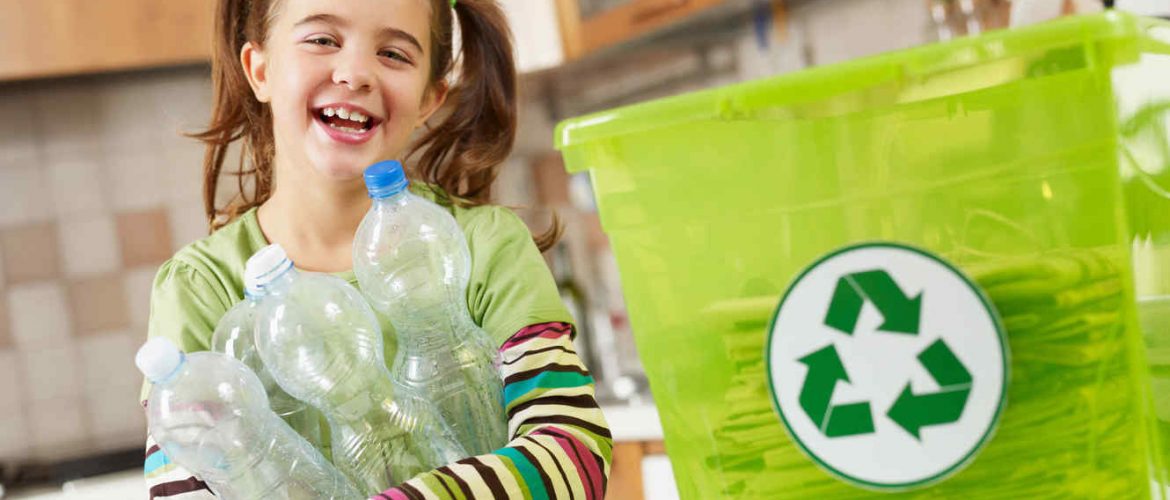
[0,0,1166,498]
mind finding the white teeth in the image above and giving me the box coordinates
[319,107,372,125]
[327,122,365,134]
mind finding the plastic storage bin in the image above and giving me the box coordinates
[556,12,1170,499]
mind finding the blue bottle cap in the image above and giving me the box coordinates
[364,160,409,199]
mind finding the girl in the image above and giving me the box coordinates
[140,0,612,498]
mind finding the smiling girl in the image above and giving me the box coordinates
[140,0,612,498]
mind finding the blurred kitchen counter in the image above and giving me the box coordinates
[7,404,672,499]
[602,403,680,500]
[602,403,663,442]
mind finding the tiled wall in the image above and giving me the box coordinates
[0,66,212,463]
[0,64,543,466]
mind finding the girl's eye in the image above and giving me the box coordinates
[379,50,411,64]
[307,37,338,47]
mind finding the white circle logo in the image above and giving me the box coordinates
[767,243,1007,490]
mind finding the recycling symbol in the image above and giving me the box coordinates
[799,270,972,440]
[767,243,1007,490]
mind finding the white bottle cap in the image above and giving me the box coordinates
[136,337,184,383]
[245,244,293,293]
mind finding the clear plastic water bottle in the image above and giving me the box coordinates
[353,160,508,456]
[136,337,360,500]
[247,244,466,493]
[211,275,323,455]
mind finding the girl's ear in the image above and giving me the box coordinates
[241,41,272,103]
[416,81,450,128]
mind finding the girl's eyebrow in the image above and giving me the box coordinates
[294,13,424,53]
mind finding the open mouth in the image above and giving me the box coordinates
[312,105,383,135]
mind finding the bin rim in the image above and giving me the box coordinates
[554,11,1170,170]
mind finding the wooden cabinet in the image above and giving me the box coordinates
[554,0,726,59]
[0,0,213,81]
[0,0,728,81]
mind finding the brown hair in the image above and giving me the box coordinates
[191,0,560,251]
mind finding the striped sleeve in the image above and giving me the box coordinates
[374,322,613,499]
[143,402,217,499]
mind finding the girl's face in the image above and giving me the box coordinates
[242,0,444,180]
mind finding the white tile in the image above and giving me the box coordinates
[123,267,157,328]
[8,283,72,349]
[58,215,120,277]
[87,387,147,442]
[19,344,80,402]
[150,70,214,140]
[101,76,169,153]
[0,86,42,164]
[79,332,139,395]
[36,80,104,161]
[98,71,213,161]
[48,156,109,217]
[164,145,207,202]
[0,350,24,417]
[167,199,208,251]
[104,150,167,212]
[0,161,52,227]
[84,335,148,451]
[0,411,30,461]
[93,426,147,454]
[28,397,90,460]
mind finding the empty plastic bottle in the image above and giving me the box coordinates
[211,275,323,455]
[137,337,360,500]
[353,160,507,456]
[247,244,465,493]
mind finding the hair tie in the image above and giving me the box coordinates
[450,0,456,7]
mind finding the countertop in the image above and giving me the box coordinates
[601,403,664,442]
[7,403,665,499]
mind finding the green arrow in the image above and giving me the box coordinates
[824,270,922,335]
[798,344,875,437]
[824,401,876,437]
[887,339,972,440]
[918,337,972,387]
[825,277,865,334]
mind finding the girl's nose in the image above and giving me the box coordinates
[332,52,375,92]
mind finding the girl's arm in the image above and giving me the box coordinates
[374,321,613,499]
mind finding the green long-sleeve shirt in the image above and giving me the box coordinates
[141,187,572,406]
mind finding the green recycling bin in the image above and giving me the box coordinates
[556,12,1170,499]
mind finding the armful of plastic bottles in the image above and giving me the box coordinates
[373,322,613,499]
[142,401,219,499]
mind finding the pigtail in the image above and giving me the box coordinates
[189,0,277,232]
[413,0,561,252]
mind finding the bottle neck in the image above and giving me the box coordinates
[153,352,187,386]
[393,315,480,353]
[371,189,410,207]
[258,265,297,296]
[322,374,398,423]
